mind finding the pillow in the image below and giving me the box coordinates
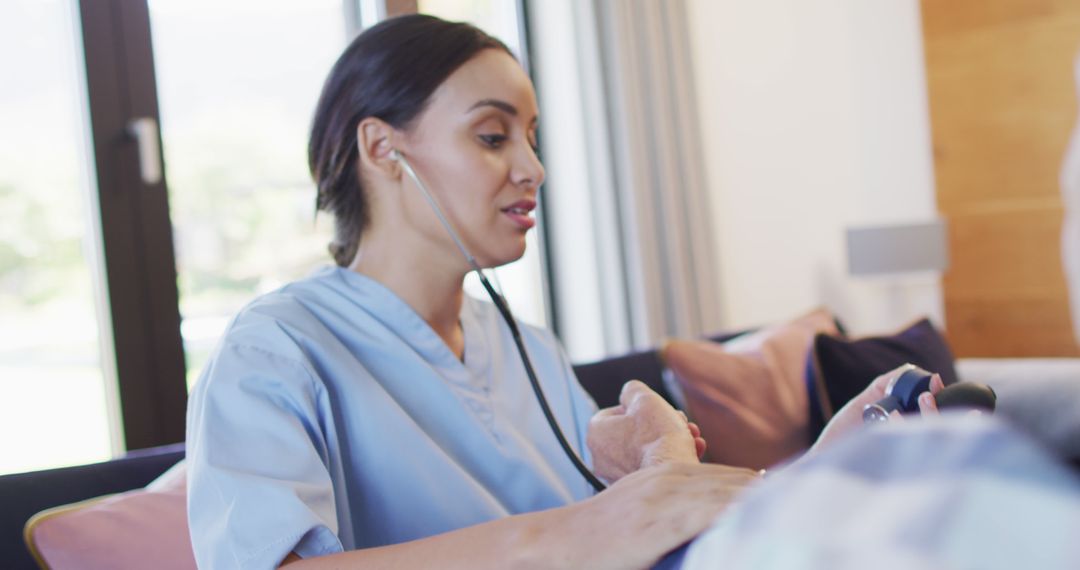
[809,317,959,434]
[25,460,195,570]
[662,309,840,470]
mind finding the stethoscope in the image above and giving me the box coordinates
[392,149,607,493]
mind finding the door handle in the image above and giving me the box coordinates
[127,117,162,185]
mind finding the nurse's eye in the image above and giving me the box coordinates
[478,134,508,149]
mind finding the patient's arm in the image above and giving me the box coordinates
[587,380,707,483]
[279,461,758,569]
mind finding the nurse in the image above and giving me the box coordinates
[185,13,942,569]
[186,14,756,569]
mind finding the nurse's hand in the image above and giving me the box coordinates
[587,380,707,483]
[810,364,944,454]
[557,462,759,569]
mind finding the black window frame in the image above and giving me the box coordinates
[78,0,186,450]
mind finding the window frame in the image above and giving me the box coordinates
[78,0,187,450]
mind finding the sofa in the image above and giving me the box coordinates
[0,444,187,569]
[3,322,1078,569]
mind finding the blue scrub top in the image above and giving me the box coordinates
[186,266,598,569]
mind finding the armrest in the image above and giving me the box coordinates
[957,358,1080,463]
[0,443,185,570]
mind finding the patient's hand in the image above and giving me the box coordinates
[587,380,707,483]
[811,364,944,454]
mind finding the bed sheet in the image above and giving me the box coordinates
[670,414,1080,570]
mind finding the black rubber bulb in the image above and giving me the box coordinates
[863,366,997,423]
[935,382,997,412]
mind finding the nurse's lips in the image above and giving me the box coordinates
[501,199,536,229]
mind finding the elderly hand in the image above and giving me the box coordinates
[811,363,944,454]
[587,380,707,483]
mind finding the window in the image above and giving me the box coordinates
[0,0,549,475]
[148,0,342,387]
[0,0,117,474]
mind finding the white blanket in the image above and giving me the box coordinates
[680,415,1080,570]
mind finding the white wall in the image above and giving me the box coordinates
[686,0,944,334]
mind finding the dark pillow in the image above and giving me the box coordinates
[573,350,669,409]
[808,318,959,436]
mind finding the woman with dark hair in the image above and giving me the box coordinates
[185,14,757,569]
[186,14,943,569]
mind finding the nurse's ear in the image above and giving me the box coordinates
[357,117,401,182]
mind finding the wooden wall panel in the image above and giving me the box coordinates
[387,0,419,18]
[922,0,1080,356]
[945,206,1077,355]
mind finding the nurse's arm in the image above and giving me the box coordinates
[279,461,756,569]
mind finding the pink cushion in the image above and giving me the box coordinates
[27,461,196,570]
[663,309,839,470]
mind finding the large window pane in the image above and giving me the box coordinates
[148,0,342,386]
[419,0,524,58]
[0,0,116,474]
